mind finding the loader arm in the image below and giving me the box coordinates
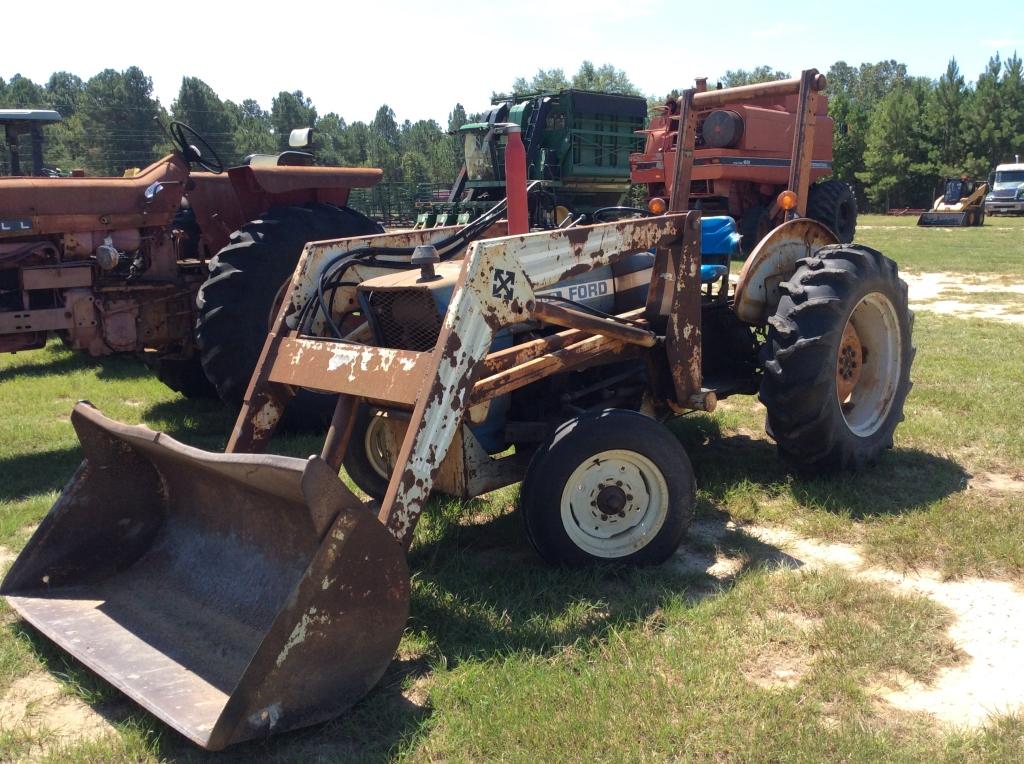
[230,215,692,548]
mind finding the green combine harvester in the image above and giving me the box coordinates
[416,90,646,228]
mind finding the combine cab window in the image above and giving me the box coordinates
[465,133,496,181]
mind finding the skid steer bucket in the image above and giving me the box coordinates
[0,403,409,750]
[917,210,969,226]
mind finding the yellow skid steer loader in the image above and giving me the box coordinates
[918,177,988,226]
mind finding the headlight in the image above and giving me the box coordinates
[1016,188,1024,200]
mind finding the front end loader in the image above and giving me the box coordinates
[3,77,915,750]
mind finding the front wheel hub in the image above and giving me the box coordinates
[561,449,668,557]
[836,320,863,403]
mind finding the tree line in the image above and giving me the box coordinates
[2,56,1023,212]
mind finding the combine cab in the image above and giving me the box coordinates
[416,89,646,228]
[918,177,988,226]
[631,75,855,250]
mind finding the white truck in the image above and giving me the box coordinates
[986,156,1024,215]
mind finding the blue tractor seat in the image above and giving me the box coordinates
[699,216,741,285]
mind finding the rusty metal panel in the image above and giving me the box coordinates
[269,337,426,403]
[0,307,68,333]
[664,211,703,405]
[21,264,93,290]
[787,69,820,219]
[668,89,697,212]
[531,300,655,347]
[733,218,838,324]
[471,334,630,403]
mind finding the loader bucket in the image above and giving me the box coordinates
[1,403,409,750]
[917,210,969,226]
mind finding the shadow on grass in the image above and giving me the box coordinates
[0,346,152,384]
[672,414,969,519]
[5,411,964,760]
[0,399,232,503]
[139,398,237,441]
[0,446,81,502]
[141,398,333,457]
[3,496,779,761]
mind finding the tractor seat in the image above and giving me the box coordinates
[699,216,741,284]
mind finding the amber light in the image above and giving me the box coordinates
[777,190,798,211]
[647,197,667,215]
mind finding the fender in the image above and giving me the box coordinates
[733,218,838,324]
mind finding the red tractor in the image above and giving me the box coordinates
[630,73,856,250]
[0,121,383,417]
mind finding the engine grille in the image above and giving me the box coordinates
[364,288,443,352]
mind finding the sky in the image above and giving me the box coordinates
[5,1,1024,126]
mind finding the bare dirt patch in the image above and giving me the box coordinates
[0,671,116,745]
[902,271,1024,324]
[742,648,808,690]
[740,525,1024,728]
[741,609,822,690]
[671,518,747,583]
[969,471,1024,494]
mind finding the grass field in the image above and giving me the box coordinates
[1,214,1023,761]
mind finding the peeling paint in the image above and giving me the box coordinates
[275,606,326,668]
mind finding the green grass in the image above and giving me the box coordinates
[856,213,1024,275]
[1,218,1024,760]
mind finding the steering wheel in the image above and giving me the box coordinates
[169,121,224,174]
[592,206,652,223]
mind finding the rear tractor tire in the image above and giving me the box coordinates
[739,205,772,256]
[520,409,695,566]
[807,179,857,243]
[196,204,383,428]
[759,244,914,471]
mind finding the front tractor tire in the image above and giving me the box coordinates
[520,409,695,566]
[196,204,383,427]
[759,244,914,471]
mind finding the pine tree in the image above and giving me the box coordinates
[172,77,238,166]
[79,67,162,175]
[858,82,932,209]
[963,55,1004,175]
[233,99,276,158]
[271,91,317,151]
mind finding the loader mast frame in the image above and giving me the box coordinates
[228,213,700,548]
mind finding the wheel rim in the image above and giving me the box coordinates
[836,292,902,437]
[364,414,397,480]
[560,449,669,559]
